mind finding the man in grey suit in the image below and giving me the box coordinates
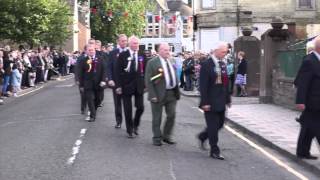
[145,43,180,146]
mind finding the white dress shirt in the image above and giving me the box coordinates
[129,49,138,71]
[160,57,177,89]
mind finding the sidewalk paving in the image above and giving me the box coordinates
[181,89,320,175]
[0,75,73,105]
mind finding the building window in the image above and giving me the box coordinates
[201,0,216,9]
[297,0,315,10]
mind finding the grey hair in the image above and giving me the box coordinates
[210,41,229,53]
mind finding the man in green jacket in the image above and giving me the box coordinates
[145,43,180,146]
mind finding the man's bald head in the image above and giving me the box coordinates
[158,43,170,59]
[314,36,320,54]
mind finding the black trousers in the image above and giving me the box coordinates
[84,89,99,119]
[79,88,87,112]
[199,111,225,154]
[112,89,123,124]
[122,92,144,134]
[296,111,320,156]
[97,88,104,106]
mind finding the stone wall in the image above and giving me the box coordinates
[272,70,296,109]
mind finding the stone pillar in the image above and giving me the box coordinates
[259,17,295,103]
[234,27,261,96]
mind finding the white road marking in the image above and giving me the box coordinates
[17,86,44,97]
[55,84,74,88]
[169,161,177,180]
[197,108,309,180]
[67,128,87,165]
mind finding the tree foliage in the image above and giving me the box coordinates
[0,0,72,48]
[90,0,154,43]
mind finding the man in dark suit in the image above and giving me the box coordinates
[107,34,128,128]
[295,37,320,160]
[75,45,88,115]
[78,43,107,122]
[94,40,109,108]
[145,43,180,146]
[197,42,231,160]
[114,36,146,138]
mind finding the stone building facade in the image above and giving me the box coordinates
[194,0,320,52]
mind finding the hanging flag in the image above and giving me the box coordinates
[91,7,97,14]
[155,15,161,22]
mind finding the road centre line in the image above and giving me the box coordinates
[67,128,87,165]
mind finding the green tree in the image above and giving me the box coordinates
[0,0,72,48]
[90,0,154,43]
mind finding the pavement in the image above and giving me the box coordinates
[1,78,319,179]
[181,89,320,176]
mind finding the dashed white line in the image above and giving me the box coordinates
[169,161,177,180]
[197,108,309,180]
[67,128,87,165]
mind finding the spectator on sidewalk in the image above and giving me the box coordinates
[11,64,22,97]
[2,46,14,97]
[295,37,320,160]
[0,50,4,94]
[183,52,195,91]
[225,44,235,95]
[235,51,247,97]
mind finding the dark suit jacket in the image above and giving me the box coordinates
[96,50,109,81]
[115,50,147,95]
[199,58,231,112]
[107,48,121,81]
[296,52,320,111]
[78,53,106,91]
[145,56,180,102]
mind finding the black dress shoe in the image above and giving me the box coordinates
[133,128,139,135]
[197,137,208,151]
[163,139,176,145]
[210,153,225,160]
[153,141,162,146]
[127,133,134,138]
[115,123,121,129]
[297,154,318,160]
[88,118,96,122]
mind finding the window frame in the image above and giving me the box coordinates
[296,0,316,10]
[201,0,216,10]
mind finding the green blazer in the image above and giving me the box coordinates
[145,56,180,102]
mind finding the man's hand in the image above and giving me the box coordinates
[108,80,115,87]
[115,88,122,95]
[296,104,305,111]
[79,87,84,93]
[151,97,158,103]
[201,105,211,112]
[99,81,106,87]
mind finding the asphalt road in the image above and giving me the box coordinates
[0,78,318,180]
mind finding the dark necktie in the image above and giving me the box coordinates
[131,52,136,72]
[165,59,174,87]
